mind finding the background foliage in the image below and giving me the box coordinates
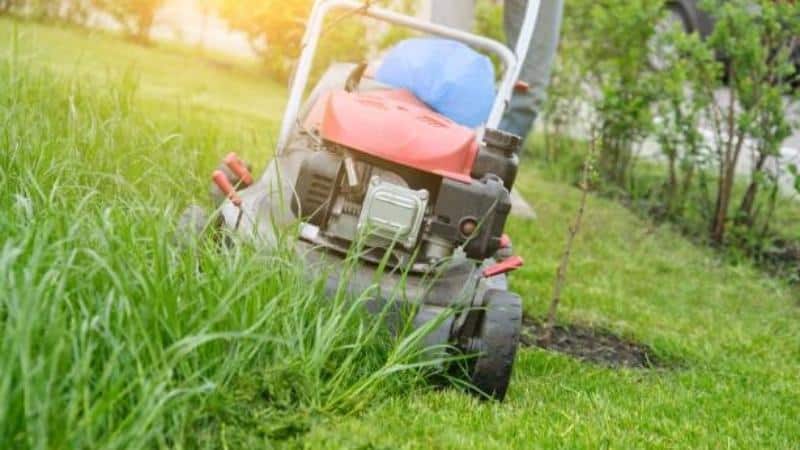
[91,0,165,43]
[535,0,800,278]
[211,0,365,82]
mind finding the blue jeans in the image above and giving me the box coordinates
[430,0,564,139]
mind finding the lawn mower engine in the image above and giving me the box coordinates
[293,87,519,272]
[193,80,525,400]
[202,72,526,400]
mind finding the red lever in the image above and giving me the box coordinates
[514,81,530,93]
[224,152,253,186]
[483,256,524,278]
[212,170,242,207]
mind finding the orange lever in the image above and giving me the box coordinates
[483,256,524,278]
[514,81,530,93]
[212,170,242,207]
[224,152,253,186]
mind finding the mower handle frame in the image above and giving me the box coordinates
[276,0,542,156]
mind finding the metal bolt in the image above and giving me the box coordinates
[460,218,478,236]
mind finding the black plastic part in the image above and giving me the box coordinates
[471,128,522,190]
[469,289,522,401]
[345,62,369,93]
[292,151,342,226]
[484,128,523,156]
[430,175,511,260]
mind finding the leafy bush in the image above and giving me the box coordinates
[0,0,22,15]
[213,0,369,83]
[474,0,504,43]
[90,0,165,43]
[473,0,504,73]
[542,0,800,256]
[0,0,58,19]
[0,0,91,24]
[566,0,664,186]
[699,0,799,245]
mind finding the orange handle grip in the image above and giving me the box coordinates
[483,256,524,278]
[514,81,530,93]
[224,152,253,186]
[212,170,242,207]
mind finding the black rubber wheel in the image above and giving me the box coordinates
[469,289,523,401]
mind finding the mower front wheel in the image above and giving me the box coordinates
[469,289,523,401]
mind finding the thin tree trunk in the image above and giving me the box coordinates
[758,181,780,241]
[135,9,154,44]
[711,64,740,244]
[676,163,695,217]
[541,129,595,345]
[666,148,678,215]
[737,151,769,227]
[712,131,746,244]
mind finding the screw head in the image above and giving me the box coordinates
[460,218,478,236]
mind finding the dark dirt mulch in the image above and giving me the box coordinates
[520,316,664,369]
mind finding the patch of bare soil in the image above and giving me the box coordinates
[520,316,664,369]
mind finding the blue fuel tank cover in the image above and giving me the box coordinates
[376,38,496,128]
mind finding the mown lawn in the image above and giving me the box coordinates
[2,18,799,449]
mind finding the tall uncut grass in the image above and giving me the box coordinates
[0,52,445,448]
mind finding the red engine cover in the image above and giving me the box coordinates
[316,90,478,183]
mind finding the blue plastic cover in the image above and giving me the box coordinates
[375,38,495,128]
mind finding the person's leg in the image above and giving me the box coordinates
[501,0,564,140]
[430,0,476,32]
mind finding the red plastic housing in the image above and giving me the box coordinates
[315,90,478,183]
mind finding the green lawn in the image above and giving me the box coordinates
[2,18,799,449]
[0,17,285,130]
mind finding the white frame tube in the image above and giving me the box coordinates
[275,0,541,155]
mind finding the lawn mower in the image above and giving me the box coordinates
[183,0,542,400]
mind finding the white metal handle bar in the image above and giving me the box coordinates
[276,0,541,155]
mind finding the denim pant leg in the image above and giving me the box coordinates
[500,0,564,139]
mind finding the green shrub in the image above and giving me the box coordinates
[699,0,799,245]
[543,0,800,256]
[0,0,59,20]
[90,0,165,43]
[214,0,369,83]
[0,0,91,24]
